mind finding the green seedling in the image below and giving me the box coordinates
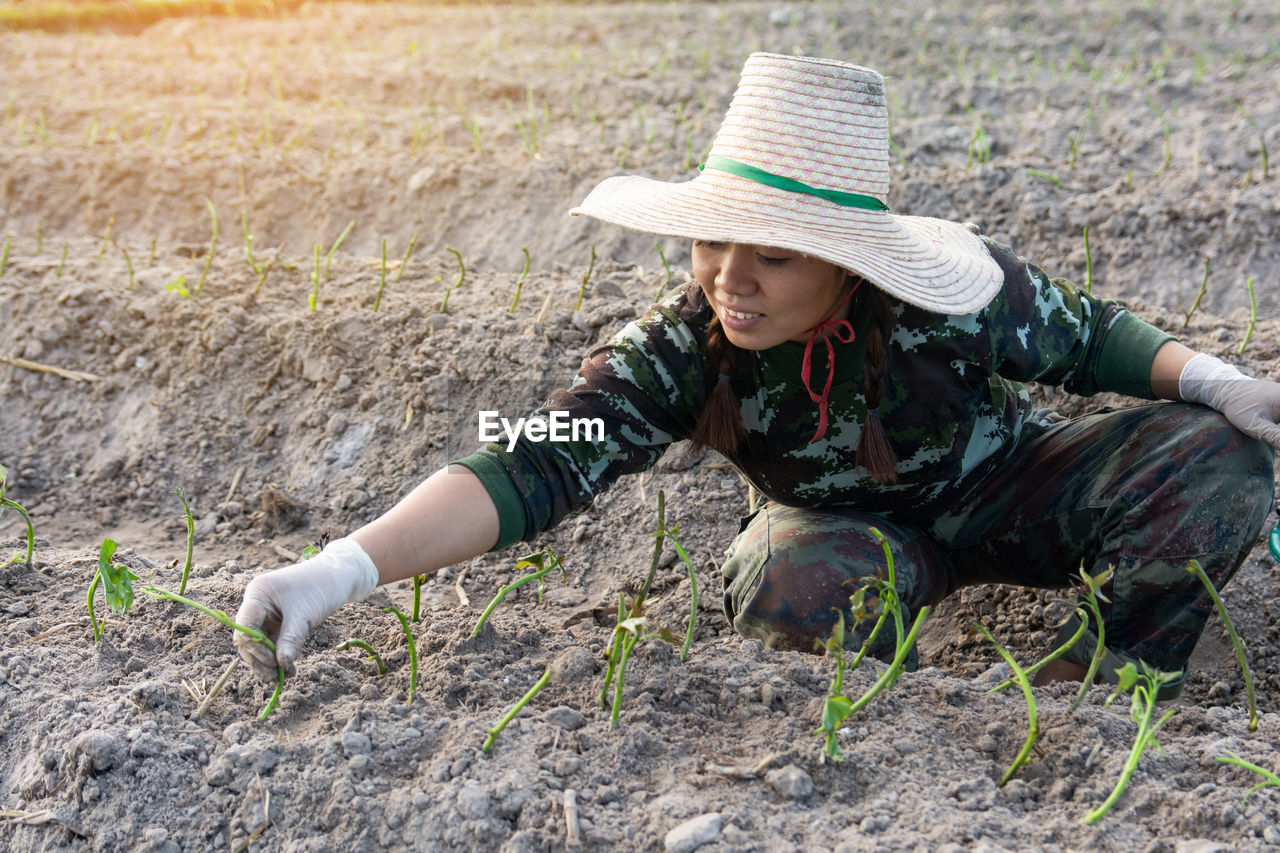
[575,246,595,312]
[966,122,991,170]
[0,464,35,569]
[440,245,465,312]
[194,198,217,296]
[631,490,699,661]
[1216,752,1280,811]
[412,573,427,622]
[1082,227,1093,294]
[384,605,418,705]
[336,638,386,675]
[483,666,552,753]
[654,241,673,303]
[1182,258,1210,328]
[1237,278,1256,355]
[97,215,115,258]
[394,235,418,284]
[509,247,531,313]
[1027,168,1063,187]
[1186,559,1256,731]
[1082,662,1179,824]
[987,603,1090,694]
[814,612,853,761]
[56,241,67,278]
[472,548,565,638]
[974,623,1039,786]
[374,237,388,312]
[1070,565,1114,712]
[86,538,138,643]
[120,244,134,291]
[139,582,284,719]
[325,220,354,280]
[308,244,321,312]
[174,488,195,595]
[241,211,264,277]
[165,275,189,298]
[0,238,9,277]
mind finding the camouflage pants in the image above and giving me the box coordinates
[721,403,1275,676]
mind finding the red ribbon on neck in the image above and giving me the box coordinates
[800,282,861,443]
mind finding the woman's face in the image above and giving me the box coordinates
[692,241,849,350]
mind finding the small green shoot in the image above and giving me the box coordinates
[1182,257,1210,328]
[483,666,552,753]
[0,464,35,569]
[97,215,115,258]
[1071,566,1114,712]
[56,241,67,278]
[1237,278,1256,355]
[654,241,673,303]
[1082,226,1093,294]
[966,122,991,170]
[814,612,853,761]
[1186,559,1256,731]
[325,220,354,280]
[374,237,387,312]
[1027,168,1063,187]
[631,490,699,661]
[472,548,565,637]
[575,246,595,312]
[440,245,465,312]
[308,244,321,312]
[384,605,418,705]
[174,488,195,595]
[412,573,426,622]
[120,244,134,291]
[1216,752,1280,811]
[974,622,1039,786]
[336,638,386,675]
[509,247,531,313]
[87,538,138,643]
[394,235,418,284]
[1082,662,1180,824]
[0,238,9,277]
[194,198,217,296]
[241,211,264,277]
[165,275,190,298]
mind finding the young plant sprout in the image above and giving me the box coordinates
[575,246,595,312]
[814,612,853,761]
[482,666,552,753]
[440,245,465,312]
[1082,662,1180,824]
[412,573,427,622]
[336,638,386,675]
[374,237,388,312]
[1186,559,1256,731]
[308,244,321,313]
[598,603,669,730]
[0,238,9,277]
[509,247,531,313]
[384,605,418,705]
[56,241,67,278]
[1182,257,1210,328]
[471,548,565,638]
[97,214,115,259]
[1082,226,1093,294]
[241,211,264,277]
[0,464,35,569]
[974,623,1039,786]
[87,538,138,642]
[1237,278,1257,355]
[175,488,195,594]
[324,220,355,280]
[166,276,190,298]
[194,199,217,296]
[1215,752,1280,811]
[394,235,418,284]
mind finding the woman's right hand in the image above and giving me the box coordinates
[233,537,381,682]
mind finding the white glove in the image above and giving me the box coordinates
[234,537,380,682]
[1179,353,1280,448]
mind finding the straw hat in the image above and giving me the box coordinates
[571,53,1002,315]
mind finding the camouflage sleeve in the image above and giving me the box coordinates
[979,238,1174,398]
[454,285,713,549]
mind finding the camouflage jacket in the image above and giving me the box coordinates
[457,238,1175,550]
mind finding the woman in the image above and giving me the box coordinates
[235,53,1278,699]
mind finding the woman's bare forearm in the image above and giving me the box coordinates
[349,465,501,585]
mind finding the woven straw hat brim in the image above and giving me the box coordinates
[571,170,1002,315]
